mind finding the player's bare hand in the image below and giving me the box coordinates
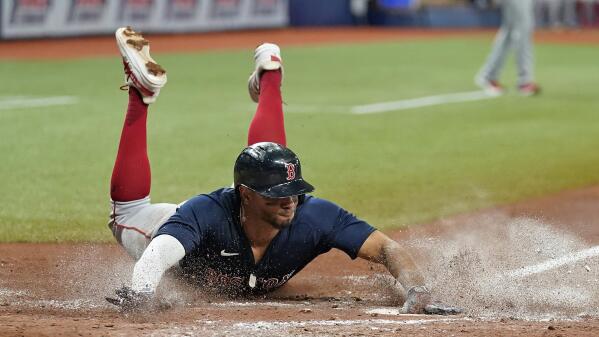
[401,286,463,315]
[106,286,169,312]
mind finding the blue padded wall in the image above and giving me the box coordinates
[289,0,354,26]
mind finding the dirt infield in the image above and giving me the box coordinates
[0,27,598,60]
[1,27,599,336]
[1,185,599,336]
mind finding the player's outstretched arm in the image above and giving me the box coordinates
[357,231,425,300]
[357,231,462,315]
[132,234,185,291]
[106,234,185,311]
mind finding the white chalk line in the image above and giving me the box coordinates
[0,288,27,298]
[34,299,105,310]
[506,245,599,279]
[366,308,403,316]
[351,90,498,114]
[232,317,470,330]
[211,301,294,307]
[0,96,79,110]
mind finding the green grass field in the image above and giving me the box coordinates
[1,36,598,242]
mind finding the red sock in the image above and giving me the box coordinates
[110,89,151,202]
[247,70,286,146]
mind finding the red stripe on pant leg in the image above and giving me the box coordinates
[247,70,286,147]
[110,89,151,202]
[114,223,151,239]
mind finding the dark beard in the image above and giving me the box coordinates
[266,213,294,230]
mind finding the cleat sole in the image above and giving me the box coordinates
[126,38,149,51]
[146,62,165,76]
[123,26,142,37]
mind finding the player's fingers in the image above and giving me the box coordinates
[115,286,134,299]
[424,303,464,315]
[105,297,123,307]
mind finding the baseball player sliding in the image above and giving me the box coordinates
[106,26,461,315]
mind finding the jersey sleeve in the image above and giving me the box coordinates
[329,209,376,259]
[154,195,206,254]
[307,198,376,259]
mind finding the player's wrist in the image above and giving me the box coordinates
[401,285,432,314]
[406,285,430,295]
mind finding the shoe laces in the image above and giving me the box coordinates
[120,58,133,91]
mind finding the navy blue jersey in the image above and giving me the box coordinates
[155,188,376,295]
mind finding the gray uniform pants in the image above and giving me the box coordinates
[478,0,535,85]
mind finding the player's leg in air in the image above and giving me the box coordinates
[247,43,286,146]
[109,27,176,260]
[109,30,287,259]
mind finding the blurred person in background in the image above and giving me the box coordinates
[475,0,541,96]
[535,0,578,29]
[579,0,598,26]
[350,0,370,24]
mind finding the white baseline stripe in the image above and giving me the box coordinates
[0,96,79,110]
[233,317,469,330]
[366,308,403,315]
[506,245,599,279]
[351,90,498,115]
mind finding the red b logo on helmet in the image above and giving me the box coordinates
[285,163,296,181]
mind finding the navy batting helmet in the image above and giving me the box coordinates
[234,142,314,198]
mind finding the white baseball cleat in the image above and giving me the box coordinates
[248,43,283,103]
[475,76,505,97]
[116,26,166,104]
[517,82,541,97]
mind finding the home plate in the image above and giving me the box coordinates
[366,308,403,315]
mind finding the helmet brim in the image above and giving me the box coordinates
[256,179,315,198]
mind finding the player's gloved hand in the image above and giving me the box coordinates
[423,302,463,315]
[401,286,463,315]
[105,286,157,312]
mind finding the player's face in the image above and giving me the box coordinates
[255,193,299,229]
